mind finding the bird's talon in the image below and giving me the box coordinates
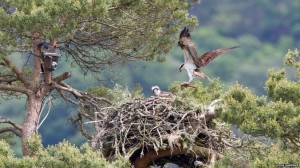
[180,82,190,87]
[181,82,197,88]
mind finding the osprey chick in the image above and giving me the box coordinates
[151,86,175,99]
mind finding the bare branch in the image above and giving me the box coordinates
[0,116,22,137]
[0,116,23,131]
[0,84,29,94]
[0,127,22,137]
[1,57,31,87]
[53,82,86,98]
[0,77,18,84]
[70,113,92,140]
[53,72,72,83]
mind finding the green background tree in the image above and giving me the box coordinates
[215,49,300,167]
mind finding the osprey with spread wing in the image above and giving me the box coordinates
[178,27,239,86]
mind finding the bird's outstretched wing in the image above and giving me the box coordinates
[178,27,201,67]
[198,46,239,67]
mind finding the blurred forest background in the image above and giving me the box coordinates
[1,0,300,155]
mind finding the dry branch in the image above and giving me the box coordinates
[1,57,30,87]
[0,127,22,137]
[0,116,22,131]
[0,116,22,137]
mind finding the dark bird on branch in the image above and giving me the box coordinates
[178,27,239,87]
[151,86,175,99]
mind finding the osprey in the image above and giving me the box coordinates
[151,86,175,99]
[178,27,239,86]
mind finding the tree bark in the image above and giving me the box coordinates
[20,32,45,156]
[32,32,42,87]
[21,94,43,156]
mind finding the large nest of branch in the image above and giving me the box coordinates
[77,96,241,167]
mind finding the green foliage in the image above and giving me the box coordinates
[216,145,300,168]
[222,83,262,126]
[26,134,44,155]
[0,140,14,168]
[0,0,198,72]
[0,136,130,168]
[169,79,223,110]
[250,147,300,167]
[0,132,16,146]
[266,72,300,105]
[266,73,300,105]
[221,49,300,159]
[284,49,300,72]
[88,84,145,105]
[0,140,14,157]
[215,154,248,168]
[223,80,300,145]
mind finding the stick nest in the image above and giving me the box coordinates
[80,96,237,162]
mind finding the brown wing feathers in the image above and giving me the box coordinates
[198,46,239,67]
[178,27,201,67]
[178,27,239,68]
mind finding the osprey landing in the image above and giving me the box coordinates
[178,27,239,87]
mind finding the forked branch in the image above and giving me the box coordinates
[1,57,31,87]
[0,116,22,137]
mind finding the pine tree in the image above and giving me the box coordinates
[0,0,197,156]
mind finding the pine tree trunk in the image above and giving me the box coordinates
[21,94,43,156]
[21,33,45,156]
[19,33,58,156]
